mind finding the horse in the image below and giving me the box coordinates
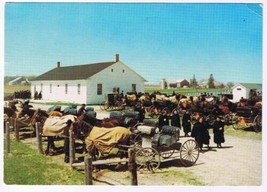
[30,108,75,155]
[4,107,17,119]
[70,120,131,170]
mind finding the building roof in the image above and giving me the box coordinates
[32,62,116,81]
[232,83,262,90]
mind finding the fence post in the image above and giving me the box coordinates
[128,148,138,185]
[36,122,43,154]
[84,156,93,185]
[14,118,19,141]
[6,121,11,153]
[69,129,75,166]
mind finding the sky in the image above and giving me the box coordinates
[4,2,263,84]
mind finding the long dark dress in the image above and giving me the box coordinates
[171,113,181,128]
[213,120,225,145]
[191,121,210,149]
[182,113,191,135]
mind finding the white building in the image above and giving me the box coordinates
[160,79,190,89]
[232,83,262,102]
[30,54,146,104]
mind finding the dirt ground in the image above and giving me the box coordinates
[17,103,262,186]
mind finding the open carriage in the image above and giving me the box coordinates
[131,120,200,172]
[231,106,262,132]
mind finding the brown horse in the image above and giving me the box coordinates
[71,121,131,165]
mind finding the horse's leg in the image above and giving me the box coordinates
[45,136,51,155]
[51,136,56,151]
[64,137,70,163]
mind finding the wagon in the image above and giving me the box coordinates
[131,121,200,172]
[148,100,178,118]
[100,93,124,111]
[231,106,262,132]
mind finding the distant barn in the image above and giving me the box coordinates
[30,54,146,104]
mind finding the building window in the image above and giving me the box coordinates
[122,69,125,73]
[49,84,52,93]
[41,83,43,92]
[237,88,242,91]
[65,84,68,94]
[97,84,102,95]
[111,69,113,72]
[132,84,136,92]
[77,84,81,95]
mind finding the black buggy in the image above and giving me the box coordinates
[100,93,124,111]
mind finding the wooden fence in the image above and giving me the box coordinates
[5,121,138,185]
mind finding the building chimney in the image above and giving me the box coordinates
[115,54,119,62]
[57,61,60,68]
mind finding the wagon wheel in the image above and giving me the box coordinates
[115,100,124,110]
[161,150,175,159]
[206,114,216,127]
[231,114,248,130]
[135,147,160,172]
[131,132,142,147]
[223,113,232,125]
[162,107,170,115]
[253,114,262,132]
[100,101,108,111]
[149,106,159,118]
[180,139,199,167]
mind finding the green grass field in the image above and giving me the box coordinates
[4,139,85,185]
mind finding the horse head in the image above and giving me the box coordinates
[70,120,94,139]
[30,108,48,127]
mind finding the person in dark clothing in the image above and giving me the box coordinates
[134,103,145,122]
[158,110,169,130]
[182,110,191,137]
[191,117,210,151]
[38,91,42,100]
[213,116,225,148]
[77,104,86,116]
[63,120,73,163]
[171,109,181,128]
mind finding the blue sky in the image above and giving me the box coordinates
[4,3,262,84]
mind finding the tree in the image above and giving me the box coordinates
[226,82,234,89]
[208,74,215,88]
[190,74,198,88]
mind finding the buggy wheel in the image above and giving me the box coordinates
[206,114,216,127]
[100,101,107,111]
[180,139,199,167]
[231,114,247,130]
[115,101,124,110]
[162,107,170,115]
[253,114,262,132]
[161,150,175,159]
[135,147,160,172]
[132,133,142,147]
[149,106,159,118]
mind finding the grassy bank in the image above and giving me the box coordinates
[4,140,84,185]
[4,85,31,98]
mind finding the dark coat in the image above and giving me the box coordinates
[191,121,210,147]
[171,114,181,128]
[213,120,225,144]
[182,113,191,133]
[158,114,169,129]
